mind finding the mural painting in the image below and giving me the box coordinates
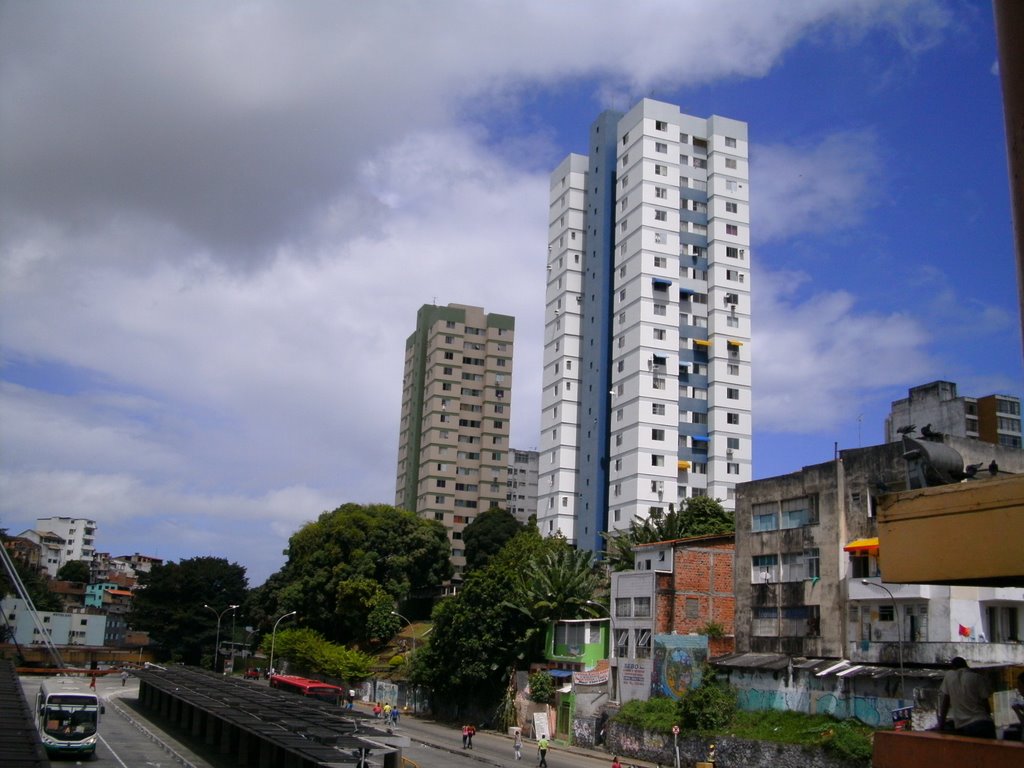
[652,634,708,700]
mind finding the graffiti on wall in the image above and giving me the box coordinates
[730,669,903,726]
[652,634,708,699]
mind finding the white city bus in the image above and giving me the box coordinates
[35,676,105,758]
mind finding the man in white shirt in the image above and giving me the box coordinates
[936,657,995,739]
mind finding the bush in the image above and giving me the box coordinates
[613,696,680,732]
[527,671,554,704]
[677,670,737,732]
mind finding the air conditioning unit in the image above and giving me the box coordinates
[726,449,734,457]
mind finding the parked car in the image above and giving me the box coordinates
[244,668,260,680]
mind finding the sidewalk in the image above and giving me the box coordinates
[386,708,665,768]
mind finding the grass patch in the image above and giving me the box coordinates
[728,710,874,760]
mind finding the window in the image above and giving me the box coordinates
[654,255,667,268]
[655,187,667,199]
[635,629,651,659]
[653,377,666,389]
[655,120,668,131]
[727,462,739,474]
[727,315,739,328]
[725,158,737,169]
[651,454,665,467]
[805,548,820,579]
[654,164,667,176]
[693,157,707,169]
[727,387,739,399]
[726,180,737,192]
[879,605,895,622]
[652,403,666,415]
[725,136,737,148]
[726,246,740,259]
[727,437,740,449]
[727,412,740,425]
[726,201,738,213]
[653,328,666,340]
[653,303,667,316]
[727,269,744,282]
[726,224,739,235]
[781,496,817,528]
[752,502,777,532]
[634,597,652,618]
[655,142,667,153]
[685,598,699,619]
[752,554,778,582]
[614,597,632,618]
[652,429,665,441]
[654,210,667,221]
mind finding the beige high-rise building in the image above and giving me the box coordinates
[395,303,515,576]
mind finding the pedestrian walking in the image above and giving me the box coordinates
[121,670,128,687]
[467,723,476,749]
[513,728,523,760]
[462,724,470,749]
[537,735,548,767]
[611,756,621,768]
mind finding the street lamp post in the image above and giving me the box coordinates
[204,603,239,674]
[391,611,416,712]
[586,600,618,702]
[862,580,905,700]
[269,611,297,676]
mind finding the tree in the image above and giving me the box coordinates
[56,560,90,583]
[413,530,545,712]
[603,497,733,571]
[129,556,249,665]
[259,503,451,645]
[265,627,374,682]
[462,507,524,573]
[509,538,607,629]
[0,532,61,612]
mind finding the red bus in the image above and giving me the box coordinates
[269,674,345,705]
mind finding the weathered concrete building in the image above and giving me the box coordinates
[734,435,1024,665]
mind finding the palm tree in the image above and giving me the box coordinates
[507,541,607,629]
[602,497,733,571]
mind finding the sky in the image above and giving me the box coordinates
[1,1,1020,587]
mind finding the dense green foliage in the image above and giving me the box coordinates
[614,696,680,732]
[508,540,606,629]
[413,530,609,713]
[603,497,733,571]
[266,626,373,682]
[129,556,249,665]
[412,531,543,709]
[259,503,452,645]
[677,670,737,731]
[462,507,524,573]
[56,559,90,583]
[527,670,554,703]
[612,689,874,762]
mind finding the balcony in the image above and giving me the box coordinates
[849,639,1024,666]
[848,578,940,601]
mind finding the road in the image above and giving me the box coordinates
[20,674,623,768]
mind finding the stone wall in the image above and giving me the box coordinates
[605,722,869,768]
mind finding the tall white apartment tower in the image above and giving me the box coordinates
[538,99,752,554]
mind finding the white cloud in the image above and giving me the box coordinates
[0,0,961,583]
[752,130,884,242]
[753,269,934,432]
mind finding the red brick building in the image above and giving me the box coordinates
[634,534,735,656]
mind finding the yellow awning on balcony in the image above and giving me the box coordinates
[728,339,744,346]
[693,339,711,347]
[677,460,691,470]
[843,537,879,553]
